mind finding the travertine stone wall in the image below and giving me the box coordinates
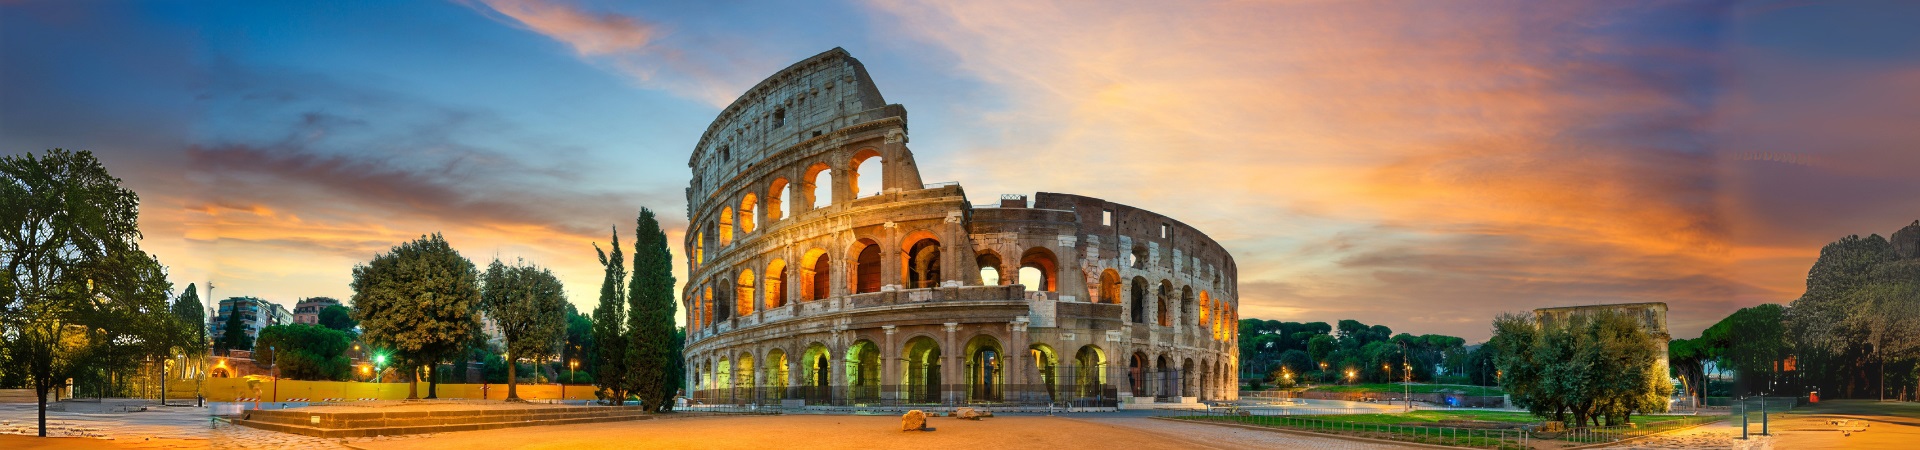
[680,48,1240,403]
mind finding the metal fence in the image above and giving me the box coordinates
[1291,390,1505,408]
[1166,407,1531,449]
[1551,415,1721,445]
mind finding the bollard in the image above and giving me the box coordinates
[1761,398,1769,435]
[1741,400,1749,440]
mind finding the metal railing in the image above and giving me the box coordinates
[1168,407,1531,449]
[1552,415,1720,445]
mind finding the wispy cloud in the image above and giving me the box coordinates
[463,0,770,106]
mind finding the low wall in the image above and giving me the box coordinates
[203,378,598,402]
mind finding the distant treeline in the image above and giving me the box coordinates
[1671,220,1920,400]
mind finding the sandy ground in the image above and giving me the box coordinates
[290,401,580,413]
[1605,400,1920,449]
[339,414,1416,450]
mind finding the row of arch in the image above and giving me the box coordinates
[690,241,1238,343]
[690,235,1064,330]
[693,149,887,273]
[691,337,1235,403]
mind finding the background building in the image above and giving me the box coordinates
[211,296,293,342]
[682,49,1239,407]
[292,297,342,325]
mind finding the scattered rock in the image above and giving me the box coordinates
[955,407,982,420]
[902,410,928,431]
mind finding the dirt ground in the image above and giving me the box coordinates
[0,434,205,450]
[342,414,1408,450]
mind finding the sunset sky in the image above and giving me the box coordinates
[4,0,1918,342]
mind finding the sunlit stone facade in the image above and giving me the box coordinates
[681,48,1239,406]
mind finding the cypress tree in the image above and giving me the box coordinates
[591,227,629,404]
[627,208,678,412]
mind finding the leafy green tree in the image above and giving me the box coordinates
[1490,310,1669,426]
[1701,303,1786,395]
[318,304,357,333]
[480,258,568,401]
[1306,334,1336,367]
[561,303,593,381]
[253,324,354,381]
[351,233,481,400]
[626,208,679,412]
[591,226,629,404]
[0,149,165,436]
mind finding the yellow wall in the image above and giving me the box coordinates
[202,378,598,402]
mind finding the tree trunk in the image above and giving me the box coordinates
[428,364,440,399]
[506,355,520,401]
[406,365,420,400]
[37,382,48,437]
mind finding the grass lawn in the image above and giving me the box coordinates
[1304,383,1504,395]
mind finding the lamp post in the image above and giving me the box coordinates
[567,360,578,401]
[270,345,278,403]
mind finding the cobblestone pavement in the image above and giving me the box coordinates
[0,400,210,443]
[209,421,447,450]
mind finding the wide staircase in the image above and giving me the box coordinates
[230,404,657,437]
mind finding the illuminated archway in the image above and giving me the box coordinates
[851,238,881,294]
[845,340,881,403]
[736,269,755,317]
[963,335,1004,402]
[850,148,882,198]
[767,178,788,221]
[1019,247,1058,292]
[904,236,942,289]
[764,259,787,309]
[739,193,758,234]
[801,248,830,301]
[902,336,943,403]
[803,162,832,209]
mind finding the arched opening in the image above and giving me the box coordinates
[804,162,832,209]
[764,259,787,309]
[1074,345,1108,400]
[734,352,755,403]
[693,232,704,269]
[1181,286,1195,330]
[802,343,831,402]
[1129,244,1147,269]
[964,335,1003,402]
[852,239,881,294]
[802,249,830,301]
[767,178,788,221]
[702,285,715,327]
[1019,247,1058,292]
[846,340,881,403]
[765,349,789,394]
[718,207,734,246]
[738,194,758,234]
[736,269,756,317]
[902,336,943,403]
[715,281,734,323]
[1029,343,1059,403]
[1129,351,1149,397]
[1099,269,1121,304]
[1198,291,1211,329]
[851,148,883,198]
[1130,277,1148,324]
[715,358,732,400]
[977,252,1003,286]
[1156,354,1174,399]
[1157,280,1173,327]
[905,237,942,289]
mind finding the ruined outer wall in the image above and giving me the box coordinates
[678,49,1239,405]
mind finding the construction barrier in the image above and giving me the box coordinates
[202,378,598,402]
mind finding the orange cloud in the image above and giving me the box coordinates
[470,0,655,56]
[465,0,773,106]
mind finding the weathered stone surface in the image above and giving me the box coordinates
[681,48,1243,406]
[901,410,927,431]
[954,407,979,420]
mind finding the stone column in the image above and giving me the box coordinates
[1010,318,1029,402]
[943,322,959,404]
[830,330,848,403]
[882,325,898,402]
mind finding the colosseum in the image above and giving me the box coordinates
[682,48,1240,408]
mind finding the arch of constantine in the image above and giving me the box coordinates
[682,48,1239,407]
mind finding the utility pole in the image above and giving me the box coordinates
[1402,341,1411,412]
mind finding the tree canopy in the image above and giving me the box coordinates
[480,258,567,401]
[1489,310,1671,427]
[0,149,189,436]
[317,304,357,333]
[253,324,354,381]
[351,233,481,399]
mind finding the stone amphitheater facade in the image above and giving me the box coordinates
[682,48,1240,406]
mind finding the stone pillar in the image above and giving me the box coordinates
[830,331,848,402]
[882,325,898,401]
[943,322,959,404]
[1011,318,1029,402]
